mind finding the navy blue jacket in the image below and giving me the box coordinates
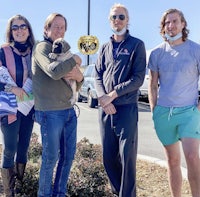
[95,31,146,105]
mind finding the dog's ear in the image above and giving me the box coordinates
[52,42,63,54]
[62,41,71,53]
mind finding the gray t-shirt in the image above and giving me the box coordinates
[148,40,200,107]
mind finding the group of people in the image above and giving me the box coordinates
[0,12,83,197]
[0,3,200,197]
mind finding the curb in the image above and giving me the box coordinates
[138,154,188,180]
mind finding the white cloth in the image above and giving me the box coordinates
[0,66,34,116]
[0,91,17,117]
[0,66,17,117]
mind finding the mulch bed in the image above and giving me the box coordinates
[0,144,192,197]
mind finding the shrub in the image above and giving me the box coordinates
[15,163,40,197]
[28,132,42,163]
[16,132,41,196]
[68,138,112,197]
[18,134,112,197]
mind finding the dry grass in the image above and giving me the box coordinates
[136,159,191,197]
[0,145,192,197]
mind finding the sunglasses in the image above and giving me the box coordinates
[110,14,125,21]
[11,24,28,31]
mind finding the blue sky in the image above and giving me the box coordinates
[0,0,200,62]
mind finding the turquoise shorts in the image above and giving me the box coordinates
[153,105,200,145]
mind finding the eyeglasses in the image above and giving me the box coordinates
[110,14,125,21]
[11,24,28,31]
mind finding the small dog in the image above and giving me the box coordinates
[48,38,81,105]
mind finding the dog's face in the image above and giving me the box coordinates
[52,38,71,54]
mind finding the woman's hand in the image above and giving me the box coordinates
[11,87,28,101]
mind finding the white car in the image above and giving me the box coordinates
[77,64,98,108]
[138,68,149,100]
[138,69,200,101]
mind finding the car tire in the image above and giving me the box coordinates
[88,90,97,108]
[77,93,83,102]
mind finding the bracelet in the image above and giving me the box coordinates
[4,84,13,92]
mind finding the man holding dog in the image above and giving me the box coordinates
[32,13,83,197]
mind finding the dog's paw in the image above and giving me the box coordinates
[48,53,57,60]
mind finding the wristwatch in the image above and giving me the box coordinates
[4,84,13,92]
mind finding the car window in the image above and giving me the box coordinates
[83,67,90,77]
[84,65,95,77]
[91,66,95,77]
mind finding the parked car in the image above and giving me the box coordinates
[138,68,200,101]
[138,68,149,100]
[77,63,98,108]
[78,65,151,106]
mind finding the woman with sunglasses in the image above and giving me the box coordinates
[95,3,146,197]
[0,14,35,196]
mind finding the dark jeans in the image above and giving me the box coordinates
[98,103,138,197]
[1,108,34,168]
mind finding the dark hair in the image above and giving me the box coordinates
[44,13,67,37]
[6,14,35,48]
[160,8,189,41]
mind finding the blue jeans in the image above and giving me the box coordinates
[35,108,77,197]
[0,109,34,168]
